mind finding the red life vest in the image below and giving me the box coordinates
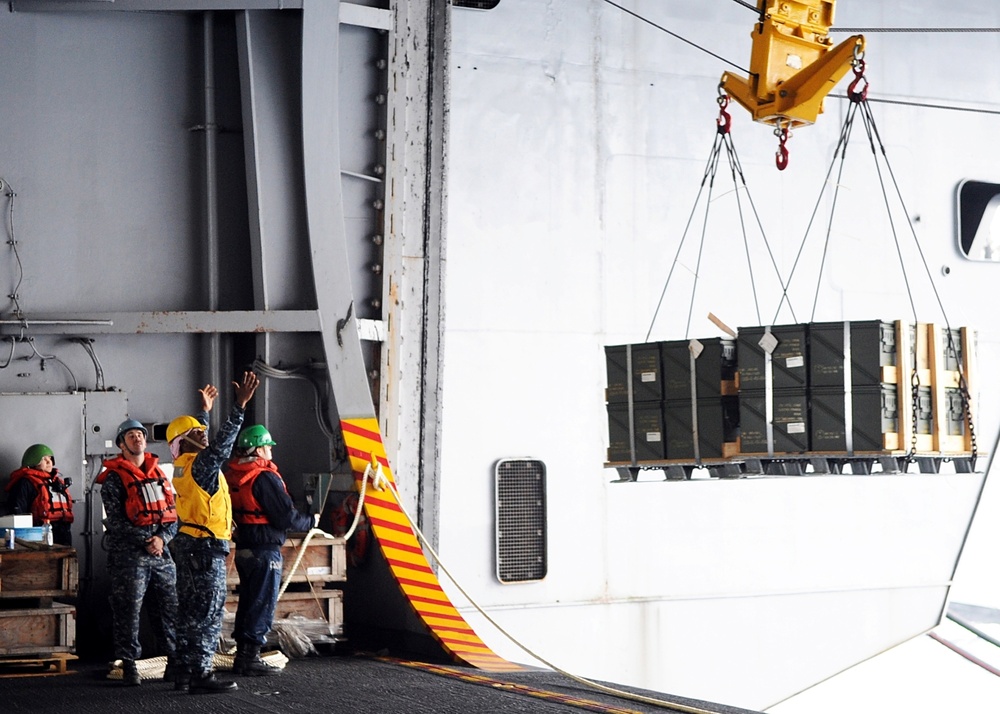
[98,454,178,527]
[224,458,287,526]
[5,467,74,524]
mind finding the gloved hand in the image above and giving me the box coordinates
[313,513,321,529]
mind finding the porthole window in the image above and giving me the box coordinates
[495,458,547,583]
[956,179,1000,261]
[454,0,502,9]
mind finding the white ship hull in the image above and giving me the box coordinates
[435,1,999,709]
[449,472,984,708]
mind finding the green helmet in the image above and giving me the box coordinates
[238,424,276,450]
[22,443,54,468]
[115,419,147,446]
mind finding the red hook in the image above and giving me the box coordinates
[717,95,732,135]
[775,125,790,171]
[848,59,869,103]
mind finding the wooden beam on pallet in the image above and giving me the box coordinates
[894,320,911,452]
[928,323,946,453]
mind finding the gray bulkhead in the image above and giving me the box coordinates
[0,0,446,657]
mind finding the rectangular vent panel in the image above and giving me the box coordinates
[495,458,547,583]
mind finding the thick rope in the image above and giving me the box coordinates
[276,529,330,600]
[276,464,372,602]
[106,650,288,680]
[372,465,719,714]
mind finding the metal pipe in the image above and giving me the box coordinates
[203,11,222,414]
[0,320,114,325]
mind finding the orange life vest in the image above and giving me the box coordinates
[98,454,178,527]
[5,467,74,524]
[224,458,287,526]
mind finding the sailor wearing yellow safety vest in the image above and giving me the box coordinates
[166,372,259,695]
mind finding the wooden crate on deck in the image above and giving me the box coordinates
[0,545,78,599]
[226,534,346,590]
[224,535,346,642]
[0,603,75,656]
[225,588,343,637]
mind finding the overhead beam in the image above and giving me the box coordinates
[12,1,304,11]
[0,310,321,335]
[11,0,391,27]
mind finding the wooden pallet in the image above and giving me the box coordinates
[607,448,979,479]
[0,652,77,677]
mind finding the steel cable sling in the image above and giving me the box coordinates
[775,54,978,468]
[645,91,790,342]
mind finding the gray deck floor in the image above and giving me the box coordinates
[0,652,764,714]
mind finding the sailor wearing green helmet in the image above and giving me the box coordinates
[224,424,315,677]
[5,443,74,546]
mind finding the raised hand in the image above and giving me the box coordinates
[233,371,260,409]
[199,384,219,412]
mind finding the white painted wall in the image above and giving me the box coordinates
[435,0,1000,709]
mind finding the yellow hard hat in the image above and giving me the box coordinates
[166,415,204,444]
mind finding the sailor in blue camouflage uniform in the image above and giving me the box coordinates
[98,419,180,687]
[225,424,317,676]
[167,372,259,694]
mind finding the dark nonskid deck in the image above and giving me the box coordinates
[0,652,762,714]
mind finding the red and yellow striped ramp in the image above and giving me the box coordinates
[342,417,521,672]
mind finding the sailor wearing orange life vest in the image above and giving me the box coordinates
[224,424,315,676]
[97,419,180,687]
[6,443,74,546]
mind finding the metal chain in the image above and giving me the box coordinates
[945,330,979,462]
[960,373,978,462]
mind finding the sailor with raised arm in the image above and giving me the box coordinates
[167,372,259,694]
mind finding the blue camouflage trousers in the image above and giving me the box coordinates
[108,549,178,662]
[171,533,229,675]
[233,548,282,647]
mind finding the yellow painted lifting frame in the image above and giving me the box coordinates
[720,0,864,128]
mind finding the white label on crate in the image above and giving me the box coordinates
[758,330,779,354]
[641,371,657,382]
[646,432,662,442]
[786,356,804,368]
[306,566,332,576]
[786,422,806,434]
[689,339,704,359]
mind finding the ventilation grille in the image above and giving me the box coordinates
[454,0,502,9]
[495,458,547,583]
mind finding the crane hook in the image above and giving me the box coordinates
[774,123,790,171]
[716,93,732,135]
[847,59,869,103]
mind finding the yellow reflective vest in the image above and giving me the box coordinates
[172,452,232,541]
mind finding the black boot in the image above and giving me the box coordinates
[122,659,141,686]
[162,656,178,683]
[234,642,282,677]
[189,670,238,694]
[173,666,191,692]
